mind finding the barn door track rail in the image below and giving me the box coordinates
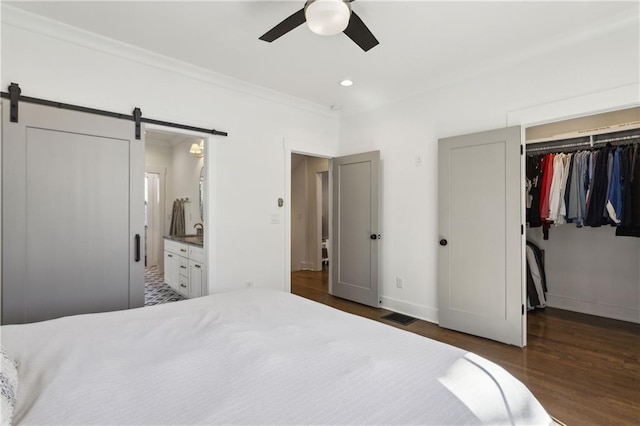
[1,83,228,138]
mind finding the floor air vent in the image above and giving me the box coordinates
[382,312,418,326]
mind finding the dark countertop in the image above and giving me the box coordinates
[164,234,203,248]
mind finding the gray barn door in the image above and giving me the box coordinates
[2,100,144,324]
[331,151,379,307]
[438,126,524,346]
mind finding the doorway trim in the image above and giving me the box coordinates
[144,167,166,270]
[315,171,329,270]
[144,123,219,295]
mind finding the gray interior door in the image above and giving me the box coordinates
[438,126,524,346]
[2,100,144,324]
[331,151,380,307]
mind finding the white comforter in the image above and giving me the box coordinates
[2,289,552,425]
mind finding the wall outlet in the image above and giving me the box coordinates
[396,277,404,289]
[245,281,253,288]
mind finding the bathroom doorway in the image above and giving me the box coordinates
[144,128,205,305]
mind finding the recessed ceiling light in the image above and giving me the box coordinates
[339,79,354,87]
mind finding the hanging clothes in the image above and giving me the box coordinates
[585,145,612,227]
[539,153,555,222]
[526,154,543,228]
[606,147,623,224]
[566,153,579,223]
[548,153,566,223]
[620,145,635,226]
[527,140,640,238]
[526,240,547,309]
[616,144,640,237]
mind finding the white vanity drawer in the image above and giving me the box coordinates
[178,256,189,277]
[189,246,205,263]
[164,240,188,256]
[178,275,189,296]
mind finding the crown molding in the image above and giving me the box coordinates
[1,4,338,120]
[341,10,640,118]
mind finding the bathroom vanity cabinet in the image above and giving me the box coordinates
[163,238,205,298]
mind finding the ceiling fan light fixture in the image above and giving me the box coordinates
[305,0,351,36]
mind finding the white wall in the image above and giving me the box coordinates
[145,143,172,170]
[340,16,640,323]
[1,7,340,293]
[528,226,640,323]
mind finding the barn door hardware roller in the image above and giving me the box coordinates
[8,83,21,123]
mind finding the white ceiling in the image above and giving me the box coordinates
[6,1,639,115]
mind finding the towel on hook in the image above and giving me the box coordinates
[169,199,186,236]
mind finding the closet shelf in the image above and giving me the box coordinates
[526,126,640,154]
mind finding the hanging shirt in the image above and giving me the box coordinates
[584,151,596,221]
[557,153,572,224]
[526,155,543,227]
[577,151,590,227]
[606,147,622,224]
[567,152,580,223]
[539,153,555,221]
[585,145,612,227]
[620,145,634,226]
[631,144,640,226]
[549,153,567,223]
[564,153,576,222]
[616,144,640,237]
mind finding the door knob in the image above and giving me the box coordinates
[370,234,377,240]
[439,239,448,246]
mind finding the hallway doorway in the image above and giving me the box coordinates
[290,153,329,294]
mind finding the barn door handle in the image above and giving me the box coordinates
[134,234,141,262]
[439,239,448,246]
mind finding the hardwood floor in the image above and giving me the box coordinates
[291,269,640,425]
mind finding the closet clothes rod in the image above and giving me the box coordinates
[526,133,640,154]
[0,82,228,138]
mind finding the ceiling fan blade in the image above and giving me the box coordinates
[343,11,379,52]
[259,8,307,42]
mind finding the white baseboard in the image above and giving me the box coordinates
[380,295,439,324]
[546,293,640,324]
[300,261,315,271]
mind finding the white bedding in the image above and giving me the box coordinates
[1,289,552,425]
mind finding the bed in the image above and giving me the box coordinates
[1,289,552,425]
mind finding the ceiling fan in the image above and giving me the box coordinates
[259,0,379,52]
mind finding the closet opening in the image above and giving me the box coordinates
[524,106,640,326]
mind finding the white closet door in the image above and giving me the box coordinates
[438,126,524,346]
[2,100,144,324]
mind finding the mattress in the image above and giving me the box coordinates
[1,289,552,425]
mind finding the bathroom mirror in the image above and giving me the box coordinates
[199,166,204,221]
